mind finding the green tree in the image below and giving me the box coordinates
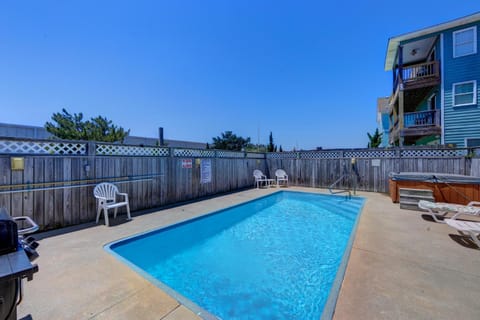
[279,145,283,152]
[211,131,251,151]
[45,108,129,142]
[245,143,266,152]
[267,131,276,152]
[367,128,383,148]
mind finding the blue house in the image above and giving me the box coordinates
[384,12,480,147]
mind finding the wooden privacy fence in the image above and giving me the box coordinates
[266,148,477,193]
[0,137,479,231]
[0,138,266,230]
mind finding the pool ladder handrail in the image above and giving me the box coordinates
[328,173,352,199]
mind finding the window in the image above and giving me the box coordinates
[465,138,480,147]
[453,26,477,57]
[453,81,477,106]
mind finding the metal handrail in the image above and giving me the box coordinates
[328,174,352,198]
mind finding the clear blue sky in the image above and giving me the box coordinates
[0,1,478,150]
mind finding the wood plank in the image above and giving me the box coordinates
[23,157,34,219]
[44,157,55,229]
[33,158,45,229]
[0,157,12,214]
[70,158,80,224]
[54,158,64,227]
[79,157,89,223]
[63,158,72,226]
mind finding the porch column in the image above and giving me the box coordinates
[399,90,405,147]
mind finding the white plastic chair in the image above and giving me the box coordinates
[93,183,131,226]
[275,169,288,187]
[253,169,269,188]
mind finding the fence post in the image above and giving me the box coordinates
[87,142,96,156]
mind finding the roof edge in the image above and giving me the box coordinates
[384,11,480,71]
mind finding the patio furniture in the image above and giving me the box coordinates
[253,170,273,188]
[93,183,131,226]
[445,219,480,248]
[418,200,480,223]
[275,169,288,187]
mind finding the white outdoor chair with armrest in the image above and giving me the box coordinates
[93,182,131,226]
[275,169,288,187]
[253,169,269,188]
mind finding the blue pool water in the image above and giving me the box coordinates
[107,191,365,319]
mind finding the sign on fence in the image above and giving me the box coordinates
[181,159,192,169]
[200,159,212,184]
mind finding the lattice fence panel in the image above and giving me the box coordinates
[96,144,169,156]
[173,148,216,158]
[400,148,468,157]
[0,139,87,155]
[266,152,299,159]
[300,151,343,159]
[344,150,397,158]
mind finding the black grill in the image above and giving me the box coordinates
[0,208,39,320]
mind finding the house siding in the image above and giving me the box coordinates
[442,22,480,147]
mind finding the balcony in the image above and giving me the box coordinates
[394,60,440,91]
[389,110,441,144]
[404,109,439,128]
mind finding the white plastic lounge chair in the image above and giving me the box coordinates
[445,219,480,248]
[93,182,131,226]
[418,200,480,223]
[253,169,270,188]
[275,169,288,187]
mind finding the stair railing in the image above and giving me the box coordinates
[328,158,360,199]
[328,173,352,198]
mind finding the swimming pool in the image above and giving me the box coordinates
[106,191,365,319]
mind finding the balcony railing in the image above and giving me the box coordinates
[402,61,439,82]
[393,60,440,91]
[404,110,440,128]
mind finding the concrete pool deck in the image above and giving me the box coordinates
[17,187,480,319]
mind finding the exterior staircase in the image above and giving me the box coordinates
[399,188,435,211]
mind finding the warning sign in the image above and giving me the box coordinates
[181,159,192,169]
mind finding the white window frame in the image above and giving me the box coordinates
[452,80,477,107]
[453,26,477,58]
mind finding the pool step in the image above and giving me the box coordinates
[399,188,434,211]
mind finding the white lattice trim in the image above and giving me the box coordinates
[300,151,343,159]
[96,144,169,156]
[267,152,299,159]
[173,149,216,157]
[344,150,396,158]
[400,149,468,157]
[0,139,87,155]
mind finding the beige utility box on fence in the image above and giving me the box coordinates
[11,157,24,170]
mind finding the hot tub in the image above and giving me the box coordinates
[389,172,480,205]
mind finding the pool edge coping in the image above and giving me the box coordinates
[320,194,367,320]
[104,189,366,320]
